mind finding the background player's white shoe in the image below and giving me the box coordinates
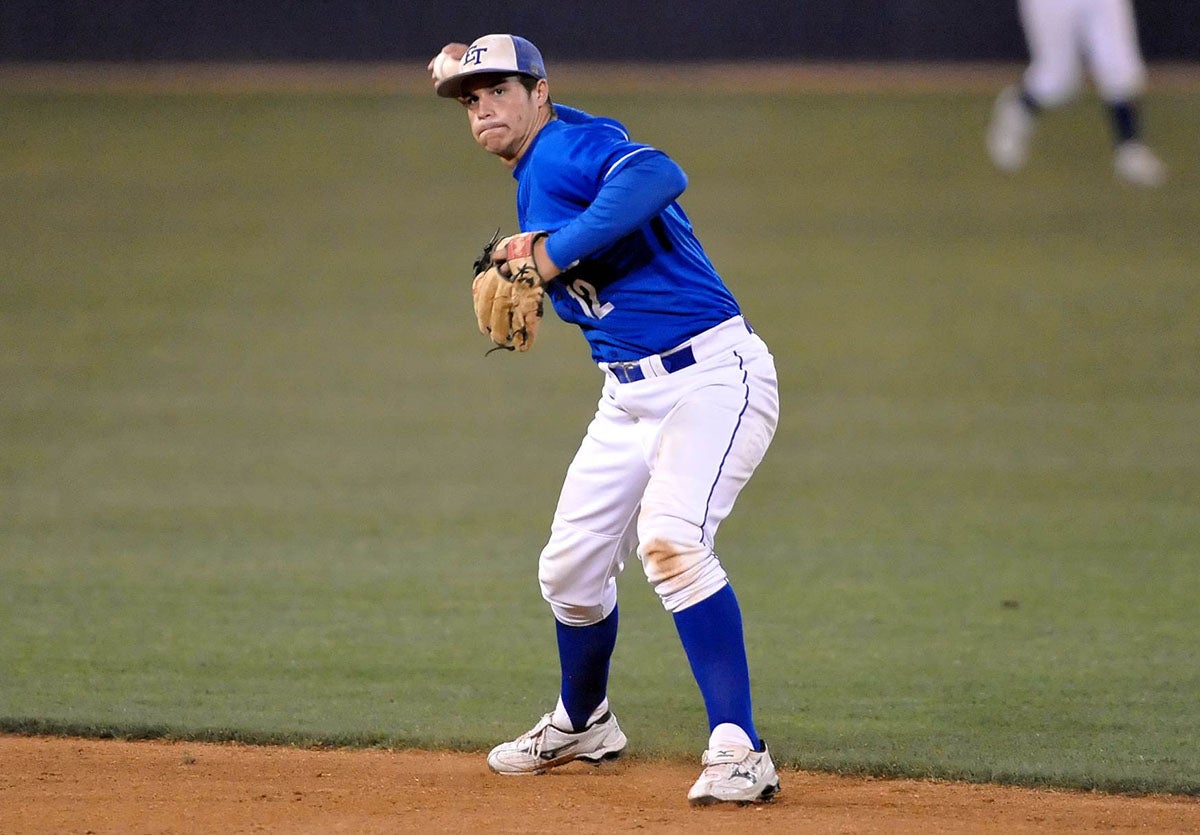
[1114,141,1166,187]
[987,85,1035,172]
[687,741,781,806]
[487,711,627,775]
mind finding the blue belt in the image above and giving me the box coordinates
[608,344,696,384]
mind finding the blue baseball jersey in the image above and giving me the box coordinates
[512,104,741,363]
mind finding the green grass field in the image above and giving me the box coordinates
[2,83,1198,795]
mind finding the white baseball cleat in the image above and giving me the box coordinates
[487,710,627,775]
[1114,141,1166,187]
[987,85,1036,172]
[687,741,781,806]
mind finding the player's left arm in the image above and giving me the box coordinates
[495,151,685,283]
[543,150,686,273]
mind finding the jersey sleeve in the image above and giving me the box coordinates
[546,150,688,270]
[553,104,596,125]
[554,104,630,137]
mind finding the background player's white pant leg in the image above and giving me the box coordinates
[538,394,649,626]
[1083,0,1147,102]
[1020,0,1085,106]
[634,339,779,612]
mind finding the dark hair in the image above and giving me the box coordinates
[516,74,555,113]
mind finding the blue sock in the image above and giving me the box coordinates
[1019,87,1042,114]
[1108,100,1139,145]
[672,584,759,746]
[556,606,619,732]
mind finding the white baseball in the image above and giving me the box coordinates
[433,51,460,82]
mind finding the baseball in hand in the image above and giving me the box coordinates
[432,51,460,82]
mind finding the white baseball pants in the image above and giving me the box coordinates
[1019,0,1147,105]
[538,316,779,626]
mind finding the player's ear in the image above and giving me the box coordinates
[534,78,549,106]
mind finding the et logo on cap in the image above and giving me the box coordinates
[462,45,489,67]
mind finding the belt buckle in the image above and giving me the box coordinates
[611,361,640,384]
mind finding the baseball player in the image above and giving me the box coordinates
[429,34,781,806]
[987,0,1166,187]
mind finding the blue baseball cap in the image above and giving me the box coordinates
[435,34,548,98]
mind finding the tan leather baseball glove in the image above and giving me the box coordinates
[471,230,549,353]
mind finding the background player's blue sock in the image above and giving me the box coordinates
[555,605,619,732]
[1019,87,1042,114]
[1108,100,1139,144]
[672,583,759,747]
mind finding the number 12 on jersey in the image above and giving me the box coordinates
[566,278,614,319]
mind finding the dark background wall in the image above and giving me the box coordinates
[1,1,1197,63]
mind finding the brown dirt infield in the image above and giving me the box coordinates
[3,736,1198,834]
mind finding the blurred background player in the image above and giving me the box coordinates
[987,0,1166,187]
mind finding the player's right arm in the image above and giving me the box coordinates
[553,105,632,139]
[428,43,468,82]
[553,104,595,124]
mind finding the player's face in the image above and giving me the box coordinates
[458,75,546,165]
